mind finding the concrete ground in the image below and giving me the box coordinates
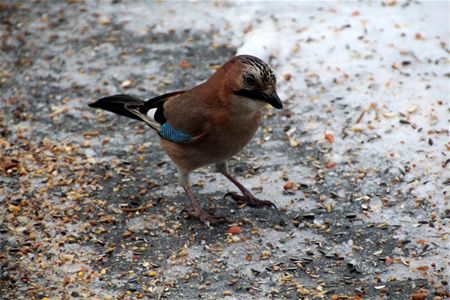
[1,1,448,299]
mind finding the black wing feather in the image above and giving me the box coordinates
[88,94,145,121]
[143,91,185,124]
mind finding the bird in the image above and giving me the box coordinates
[89,54,282,225]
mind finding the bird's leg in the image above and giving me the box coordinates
[216,162,276,209]
[179,172,226,225]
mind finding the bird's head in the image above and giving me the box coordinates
[227,55,283,110]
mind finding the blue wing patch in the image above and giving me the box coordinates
[159,122,192,144]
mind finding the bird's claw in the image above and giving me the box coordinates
[224,192,277,209]
[184,209,228,225]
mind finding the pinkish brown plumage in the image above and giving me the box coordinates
[89,55,282,224]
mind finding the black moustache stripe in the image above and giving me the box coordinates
[234,89,267,101]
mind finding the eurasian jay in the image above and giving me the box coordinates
[89,55,282,224]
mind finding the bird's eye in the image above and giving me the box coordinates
[244,74,256,87]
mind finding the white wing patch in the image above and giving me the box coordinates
[127,107,160,131]
[147,108,157,119]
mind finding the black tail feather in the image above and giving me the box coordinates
[89,94,146,121]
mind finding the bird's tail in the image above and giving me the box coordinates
[89,94,160,130]
[89,94,146,121]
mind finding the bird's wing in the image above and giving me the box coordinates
[142,91,185,123]
[89,90,208,144]
[157,89,210,144]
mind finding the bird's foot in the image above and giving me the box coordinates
[184,209,228,225]
[224,192,277,209]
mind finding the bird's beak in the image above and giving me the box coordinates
[264,91,283,109]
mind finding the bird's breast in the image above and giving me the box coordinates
[160,110,261,173]
[205,111,261,159]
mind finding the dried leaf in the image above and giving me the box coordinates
[324,131,334,143]
[179,60,192,69]
[227,226,241,235]
[416,265,429,271]
[283,181,294,190]
[326,161,336,169]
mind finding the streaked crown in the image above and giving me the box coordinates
[235,55,276,88]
